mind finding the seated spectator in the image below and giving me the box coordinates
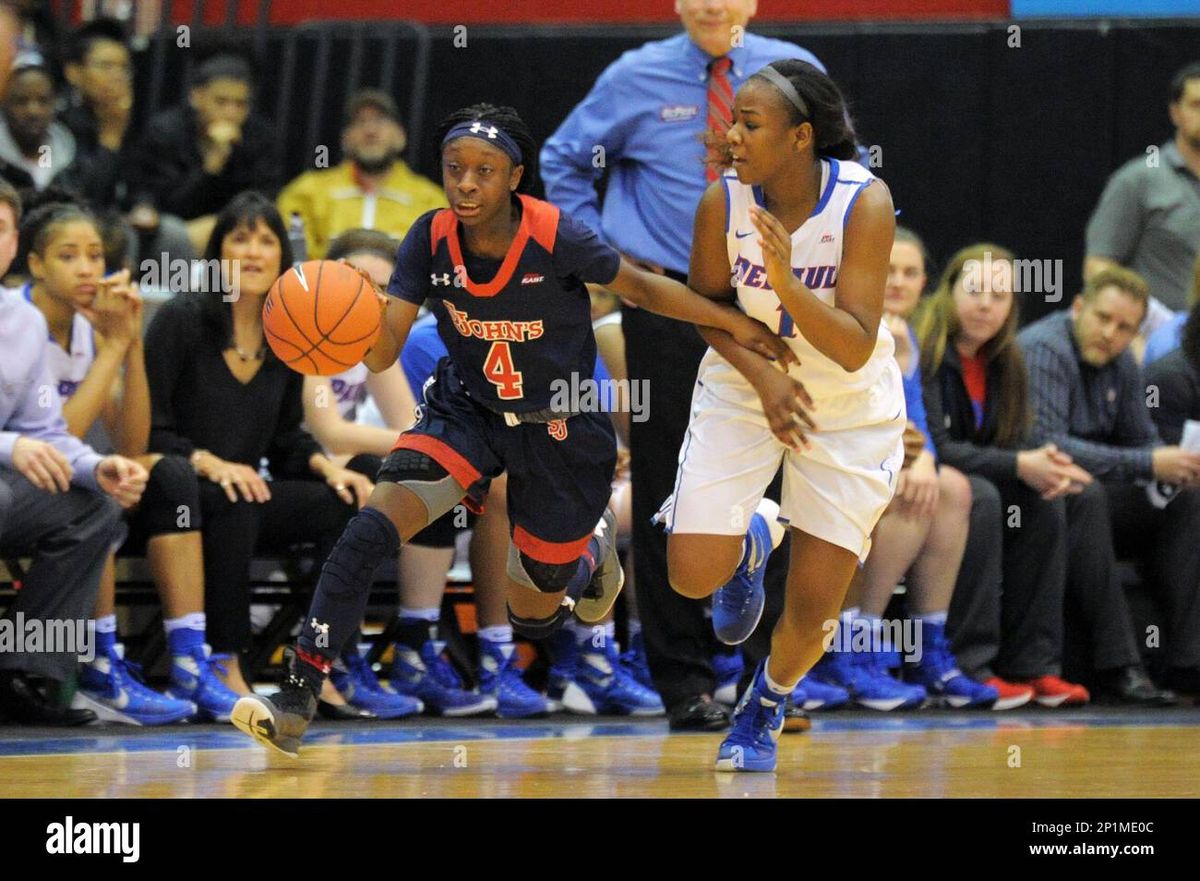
[16,196,240,724]
[1142,254,1200,365]
[808,228,993,710]
[1085,61,1200,338]
[143,192,367,695]
[58,17,194,269]
[130,53,281,252]
[1020,266,1200,695]
[0,62,76,192]
[0,179,148,726]
[1146,296,1200,443]
[919,245,1169,706]
[277,90,444,259]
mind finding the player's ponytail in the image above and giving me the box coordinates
[436,103,539,195]
[764,59,860,161]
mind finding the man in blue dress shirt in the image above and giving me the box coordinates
[541,1,824,730]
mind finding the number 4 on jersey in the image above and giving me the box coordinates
[484,341,524,400]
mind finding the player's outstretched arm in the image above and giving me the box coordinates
[364,296,420,373]
[605,199,796,369]
[758,181,894,373]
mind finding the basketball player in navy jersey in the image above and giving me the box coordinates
[231,103,794,756]
[661,61,907,771]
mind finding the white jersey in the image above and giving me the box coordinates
[329,362,370,421]
[712,159,899,430]
[14,284,95,400]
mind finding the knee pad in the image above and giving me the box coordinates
[507,602,572,640]
[378,448,465,522]
[141,455,202,534]
[507,544,578,593]
[320,507,400,597]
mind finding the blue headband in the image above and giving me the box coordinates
[441,121,523,165]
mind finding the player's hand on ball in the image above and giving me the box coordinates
[750,206,796,296]
[96,455,148,509]
[727,311,799,369]
[324,468,373,508]
[753,366,817,451]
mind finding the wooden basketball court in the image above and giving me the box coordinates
[3,708,1198,798]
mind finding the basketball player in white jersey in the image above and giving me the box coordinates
[659,60,905,771]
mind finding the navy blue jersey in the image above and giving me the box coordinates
[387,195,620,413]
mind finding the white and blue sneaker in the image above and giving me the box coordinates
[166,643,242,722]
[712,647,744,706]
[711,500,785,646]
[907,621,998,709]
[793,674,850,711]
[478,640,550,719]
[75,644,197,726]
[331,647,424,719]
[391,640,497,717]
[715,661,786,772]
[562,637,665,716]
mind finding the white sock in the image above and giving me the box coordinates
[398,607,441,622]
[627,618,643,641]
[761,657,795,697]
[478,625,513,645]
[94,614,118,634]
[914,611,948,626]
[164,612,206,635]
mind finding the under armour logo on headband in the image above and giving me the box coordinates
[470,123,499,138]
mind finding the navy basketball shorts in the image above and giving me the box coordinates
[385,359,616,566]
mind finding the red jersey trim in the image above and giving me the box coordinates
[428,195,559,298]
[512,524,593,565]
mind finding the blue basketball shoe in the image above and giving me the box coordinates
[331,646,424,719]
[478,640,550,718]
[75,643,197,726]
[907,620,998,708]
[715,661,786,772]
[712,500,785,645]
[793,674,850,711]
[712,647,744,706]
[391,640,497,717]
[166,642,242,722]
[568,638,665,716]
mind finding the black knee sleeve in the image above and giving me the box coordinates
[302,507,401,661]
[519,551,579,593]
[508,602,572,640]
[377,448,450,483]
[138,454,202,535]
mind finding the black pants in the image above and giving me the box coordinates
[0,468,124,681]
[948,475,1066,680]
[200,478,354,653]
[623,303,715,710]
[1063,482,1141,674]
[1104,482,1200,671]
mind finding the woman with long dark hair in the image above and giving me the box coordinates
[144,191,371,697]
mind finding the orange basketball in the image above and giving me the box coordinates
[262,260,382,376]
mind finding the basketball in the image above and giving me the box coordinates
[262,259,382,376]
